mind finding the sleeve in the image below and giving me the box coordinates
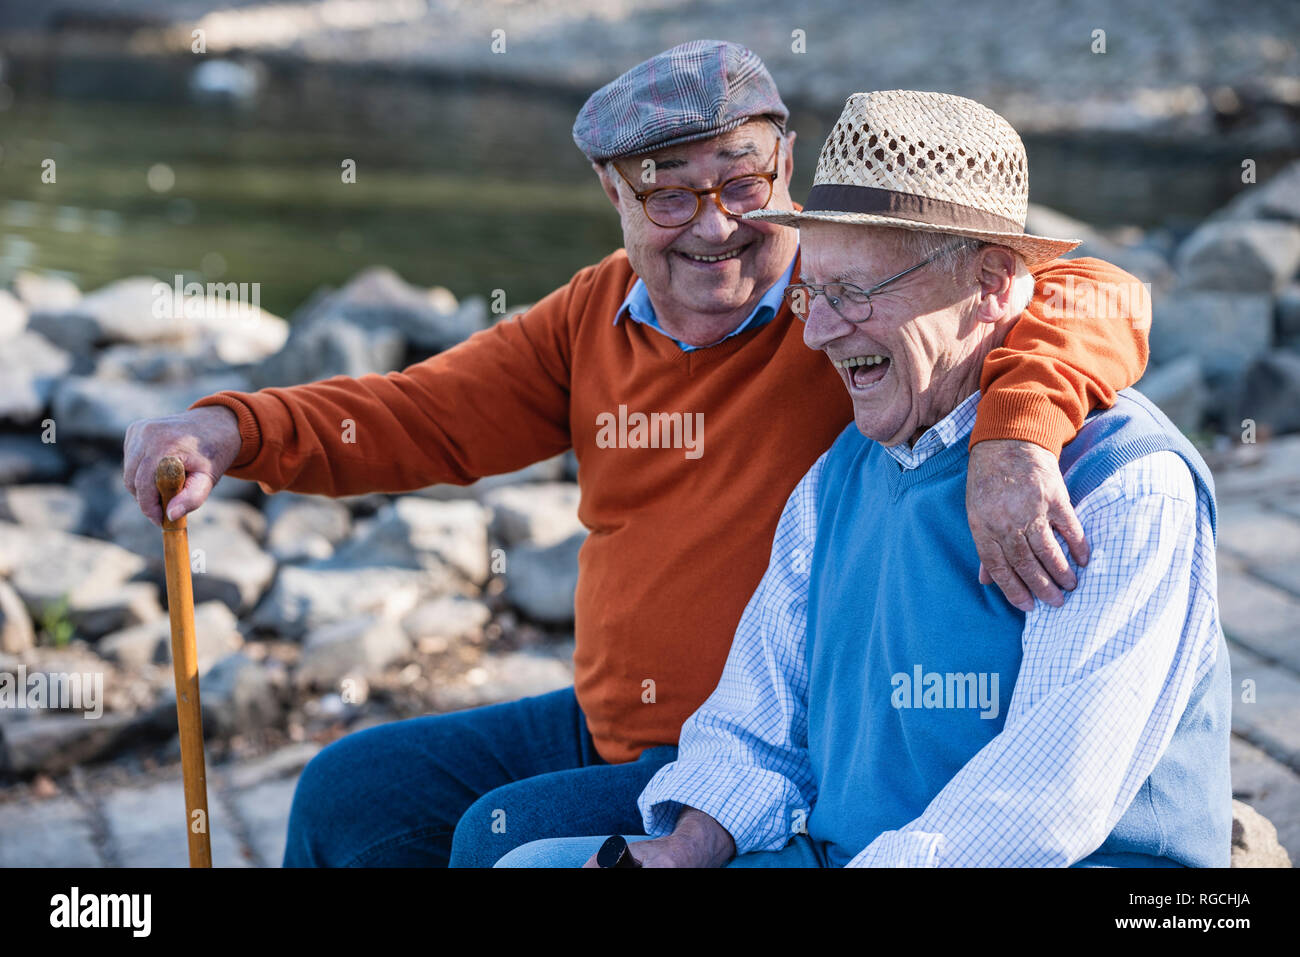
[188,270,588,496]
[847,451,1218,867]
[970,256,1152,456]
[636,455,824,854]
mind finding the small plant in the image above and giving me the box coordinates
[38,596,75,649]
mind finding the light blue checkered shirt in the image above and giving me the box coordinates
[615,253,797,351]
[638,389,1222,866]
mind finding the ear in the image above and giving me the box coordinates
[781,131,796,184]
[594,162,622,211]
[973,245,1017,324]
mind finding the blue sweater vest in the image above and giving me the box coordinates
[805,389,1231,867]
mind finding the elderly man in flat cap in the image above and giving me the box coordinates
[499,91,1230,869]
[123,43,1153,867]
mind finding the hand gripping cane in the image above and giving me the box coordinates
[155,456,213,867]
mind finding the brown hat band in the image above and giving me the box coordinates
[803,184,1024,235]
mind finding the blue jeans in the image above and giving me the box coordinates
[495,832,829,867]
[282,687,677,867]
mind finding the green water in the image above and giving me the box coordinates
[1,94,625,317]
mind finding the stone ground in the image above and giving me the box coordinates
[2,438,1299,867]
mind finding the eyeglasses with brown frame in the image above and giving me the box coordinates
[611,140,782,229]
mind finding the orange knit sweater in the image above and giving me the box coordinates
[192,250,1149,762]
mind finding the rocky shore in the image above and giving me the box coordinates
[1,162,1298,867]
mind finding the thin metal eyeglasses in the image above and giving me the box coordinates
[784,241,977,323]
[611,140,781,228]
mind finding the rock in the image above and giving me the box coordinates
[0,580,36,654]
[0,523,146,616]
[295,615,412,690]
[1279,282,1300,347]
[249,317,405,388]
[1150,290,1273,381]
[503,531,585,625]
[1215,160,1300,225]
[50,372,251,443]
[1231,799,1293,867]
[0,331,74,424]
[93,343,227,384]
[185,522,277,614]
[0,436,66,485]
[106,497,273,614]
[263,493,352,563]
[248,564,432,639]
[329,497,489,584]
[434,648,574,712]
[190,304,288,365]
[1241,351,1300,436]
[70,581,163,639]
[0,483,89,535]
[0,289,26,339]
[483,482,583,547]
[11,271,80,313]
[400,595,491,643]
[1137,357,1208,436]
[298,267,488,353]
[98,600,242,670]
[1025,204,1174,291]
[157,652,278,737]
[1174,220,1300,294]
[0,712,140,776]
[28,276,191,355]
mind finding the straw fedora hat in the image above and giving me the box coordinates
[748,90,1079,267]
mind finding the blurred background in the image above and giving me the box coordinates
[0,0,1298,868]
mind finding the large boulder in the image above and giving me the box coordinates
[0,436,65,486]
[1241,350,1300,436]
[503,531,585,625]
[248,564,434,640]
[400,595,491,645]
[11,271,80,313]
[329,497,490,584]
[98,600,242,670]
[0,523,146,617]
[1231,799,1293,867]
[295,267,489,353]
[1214,160,1300,225]
[1174,220,1300,294]
[51,372,251,443]
[1136,357,1208,436]
[0,483,91,535]
[483,482,583,547]
[0,331,74,424]
[1150,290,1273,381]
[28,276,191,355]
[294,615,412,690]
[249,317,404,388]
[0,712,138,776]
[262,493,352,564]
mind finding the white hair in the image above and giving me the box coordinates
[888,229,1035,317]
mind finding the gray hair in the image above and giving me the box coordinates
[888,229,1035,316]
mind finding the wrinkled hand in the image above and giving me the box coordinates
[122,406,243,527]
[966,439,1090,612]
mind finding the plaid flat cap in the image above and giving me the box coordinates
[573,40,789,163]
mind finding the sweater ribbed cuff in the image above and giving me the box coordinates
[189,393,262,469]
[969,388,1076,458]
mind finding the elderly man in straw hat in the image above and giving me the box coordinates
[125,40,1153,868]
[498,91,1229,868]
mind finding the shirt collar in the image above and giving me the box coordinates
[614,250,798,351]
[882,389,982,470]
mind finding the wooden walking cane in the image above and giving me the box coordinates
[156,455,213,868]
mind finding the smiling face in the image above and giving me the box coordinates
[799,222,1018,446]
[596,120,798,346]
